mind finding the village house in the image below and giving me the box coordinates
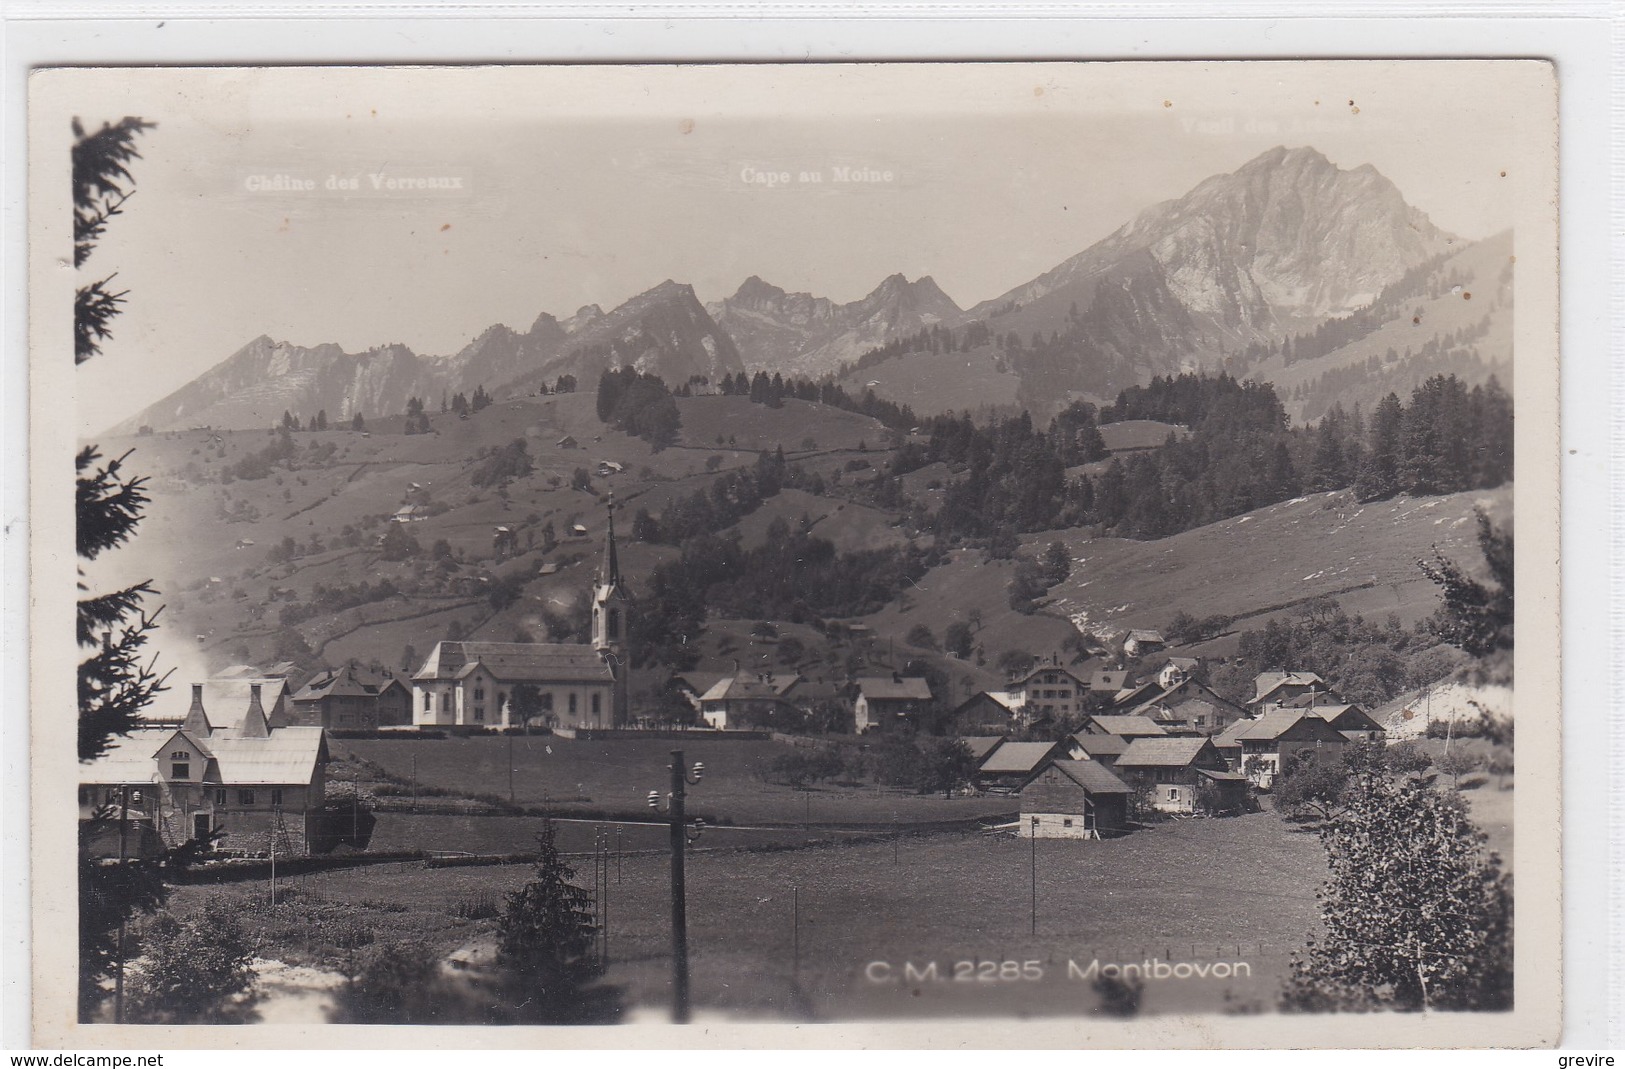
[1005,660,1088,725]
[1123,629,1166,658]
[1113,736,1245,814]
[413,505,629,731]
[1118,671,1246,737]
[79,683,330,856]
[1307,702,1387,742]
[973,740,1067,794]
[1213,708,1350,789]
[1020,760,1132,838]
[1250,671,1341,715]
[1088,669,1136,697]
[699,671,803,730]
[947,691,1022,735]
[853,675,935,733]
[290,665,413,731]
[391,504,429,523]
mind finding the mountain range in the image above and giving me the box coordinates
[111,146,1474,435]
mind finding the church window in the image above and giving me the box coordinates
[239,790,255,806]
[474,706,485,722]
[442,692,451,712]
[607,609,620,640]
[423,691,431,711]
[592,693,602,715]
[569,693,578,715]
[474,686,485,701]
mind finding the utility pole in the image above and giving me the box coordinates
[114,784,130,1024]
[1030,816,1039,936]
[651,750,704,1024]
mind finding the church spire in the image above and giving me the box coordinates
[602,494,620,586]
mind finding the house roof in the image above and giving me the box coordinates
[1089,670,1134,692]
[1212,720,1252,749]
[1125,629,1165,644]
[80,728,171,785]
[79,724,328,787]
[1195,768,1248,783]
[1086,715,1169,738]
[293,665,404,702]
[856,676,933,701]
[701,672,800,703]
[673,672,730,696]
[1231,709,1348,743]
[976,741,1059,775]
[413,641,613,685]
[1046,759,1132,795]
[1126,678,1244,719]
[1010,664,1088,689]
[204,727,329,785]
[198,679,292,729]
[1115,736,1216,769]
[1251,671,1327,703]
[1068,732,1130,757]
[959,736,1007,762]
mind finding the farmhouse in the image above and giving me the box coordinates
[1089,669,1136,695]
[1250,671,1340,714]
[1006,661,1089,725]
[79,683,329,856]
[1123,629,1166,657]
[1113,736,1240,814]
[948,691,1021,735]
[699,671,803,730]
[973,740,1066,794]
[1020,760,1132,838]
[853,675,934,733]
[1307,703,1387,742]
[1215,709,1350,789]
[1120,675,1246,736]
[290,665,413,731]
[391,504,429,523]
[413,507,628,730]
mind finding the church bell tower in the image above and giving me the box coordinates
[592,497,632,725]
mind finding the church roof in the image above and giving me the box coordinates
[414,641,613,684]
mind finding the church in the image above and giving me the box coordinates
[410,504,632,731]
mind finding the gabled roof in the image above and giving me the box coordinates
[205,726,329,785]
[1089,670,1134,692]
[1126,678,1245,719]
[79,724,328,787]
[1069,732,1130,758]
[1086,715,1169,738]
[1231,709,1348,743]
[1125,629,1165,644]
[1195,768,1248,783]
[1252,671,1327,704]
[976,741,1060,775]
[200,678,291,728]
[959,736,1007,762]
[1115,736,1217,769]
[414,641,613,685]
[293,665,404,701]
[1010,664,1089,689]
[855,676,933,701]
[701,672,800,703]
[1044,759,1132,795]
[1212,719,1252,750]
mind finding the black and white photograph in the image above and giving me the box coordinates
[27,60,1561,1047]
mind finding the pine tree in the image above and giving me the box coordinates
[493,820,614,1022]
[1283,757,1512,1011]
[1418,509,1513,657]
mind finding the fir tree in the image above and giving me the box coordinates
[1418,509,1513,657]
[493,820,617,1023]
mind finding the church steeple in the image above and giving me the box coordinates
[601,494,621,587]
[591,496,630,654]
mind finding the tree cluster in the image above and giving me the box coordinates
[595,367,681,450]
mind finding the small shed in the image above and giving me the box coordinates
[1020,759,1132,838]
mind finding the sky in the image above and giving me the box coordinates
[57,62,1526,436]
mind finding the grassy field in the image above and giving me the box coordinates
[171,809,1325,1022]
[340,735,1017,827]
